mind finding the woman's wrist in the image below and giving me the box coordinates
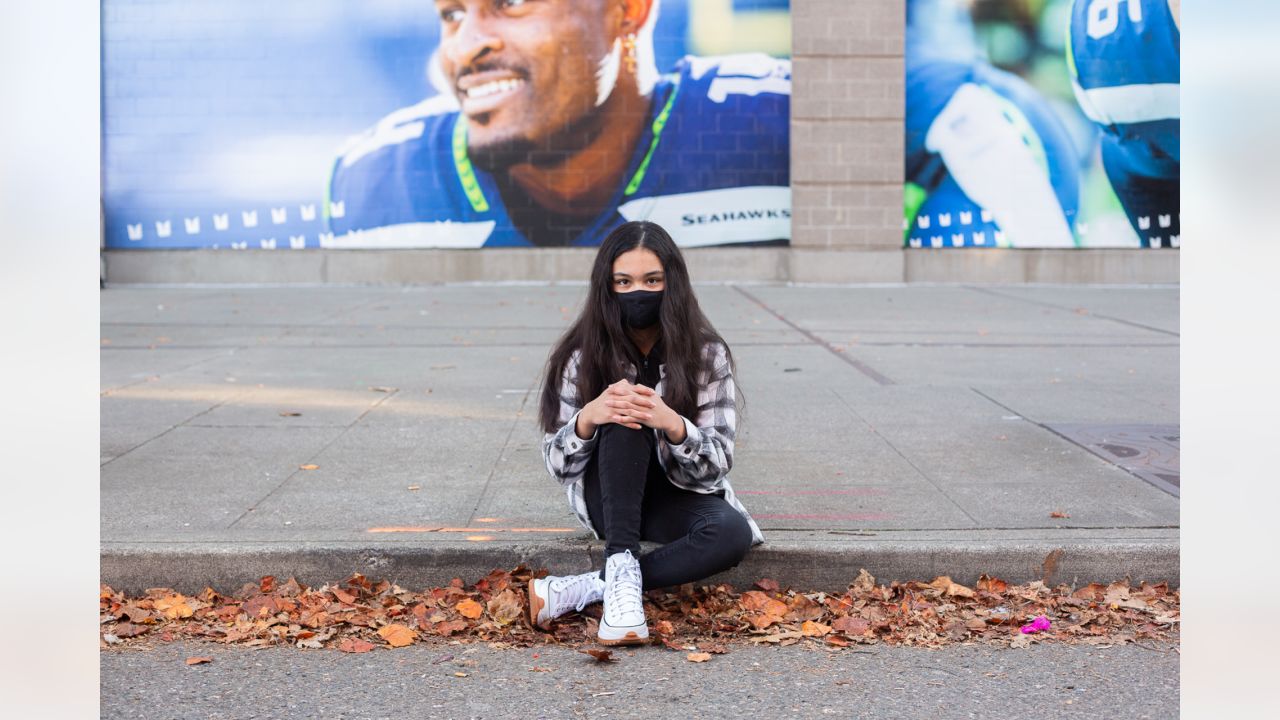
[575,408,597,440]
[664,413,687,443]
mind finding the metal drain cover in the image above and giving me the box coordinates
[1047,424,1180,497]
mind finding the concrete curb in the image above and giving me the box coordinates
[101,535,1179,595]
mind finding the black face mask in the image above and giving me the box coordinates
[617,289,663,329]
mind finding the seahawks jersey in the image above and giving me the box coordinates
[1069,0,1179,247]
[1069,0,1179,176]
[325,54,790,248]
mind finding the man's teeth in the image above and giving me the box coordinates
[466,78,525,99]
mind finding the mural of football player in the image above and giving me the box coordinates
[905,0,1081,248]
[1068,0,1180,248]
[326,0,791,248]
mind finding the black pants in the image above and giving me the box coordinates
[583,423,753,591]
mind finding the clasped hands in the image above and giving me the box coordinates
[576,379,686,443]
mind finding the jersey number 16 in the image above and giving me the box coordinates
[1086,0,1143,40]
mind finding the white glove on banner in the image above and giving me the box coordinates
[925,82,1076,248]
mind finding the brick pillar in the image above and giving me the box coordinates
[790,0,905,281]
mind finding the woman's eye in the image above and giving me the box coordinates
[499,0,528,9]
[440,7,464,23]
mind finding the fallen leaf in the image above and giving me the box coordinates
[1042,548,1065,583]
[278,411,301,417]
[241,595,277,618]
[407,485,421,491]
[112,622,150,638]
[185,657,213,665]
[801,620,832,637]
[377,624,417,648]
[686,652,712,662]
[530,666,553,672]
[754,578,780,592]
[338,638,376,654]
[659,637,685,652]
[299,464,319,471]
[746,613,782,630]
[654,620,676,636]
[740,591,788,617]
[369,386,397,393]
[578,648,618,663]
[976,575,1008,593]
[433,619,468,637]
[928,576,975,599]
[117,603,156,624]
[456,599,484,619]
[1050,510,1070,518]
[833,616,870,636]
[454,672,469,677]
[487,589,523,626]
[784,594,825,622]
[154,595,194,619]
[852,569,876,593]
[1104,582,1131,605]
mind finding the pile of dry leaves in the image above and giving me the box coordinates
[100,566,1178,654]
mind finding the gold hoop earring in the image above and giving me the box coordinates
[623,33,637,77]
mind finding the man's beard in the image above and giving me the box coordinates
[467,110,607,173]
[468,133,538,173]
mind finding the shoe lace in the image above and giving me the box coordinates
[606,553,644,616]
[549,573,603,614]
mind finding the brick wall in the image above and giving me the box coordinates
[791,0,904,251]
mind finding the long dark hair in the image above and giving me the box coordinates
[538,221,737,433]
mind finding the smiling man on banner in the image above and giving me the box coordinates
[325,0,791,248]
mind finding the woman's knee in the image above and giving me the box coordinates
[694,509,753,567]
[597,422,650,447]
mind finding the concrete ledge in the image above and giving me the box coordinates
[101,530,1179,595]
[103,248,1178,285]
[789,248,904,283]
[905,248,1180,284]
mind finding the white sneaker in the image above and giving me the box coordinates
[599,550,648,645]
[527,571,605,631]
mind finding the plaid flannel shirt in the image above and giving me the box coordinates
[541,342,765,546]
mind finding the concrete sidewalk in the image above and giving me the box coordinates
[100,284,1180,593]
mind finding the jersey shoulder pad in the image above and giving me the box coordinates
[676,53,791,103]
[334,94,459,171]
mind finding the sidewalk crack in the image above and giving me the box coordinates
[964,286,1179,338]
[732,285,896,385]
[465,380,536,526]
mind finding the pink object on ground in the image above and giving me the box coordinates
[1020,615,1052,634]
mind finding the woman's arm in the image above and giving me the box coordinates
[663,343,736,493]
[541,351,598,487]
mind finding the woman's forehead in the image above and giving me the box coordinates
[612,247,663,275]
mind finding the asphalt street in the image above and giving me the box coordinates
[101,639,1179,719]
